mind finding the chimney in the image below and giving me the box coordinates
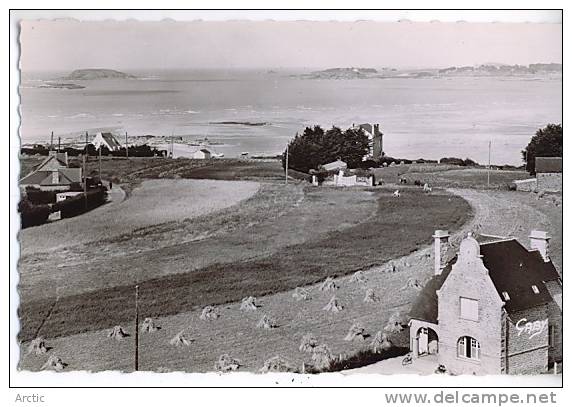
[433,230,450,275]
[529,230,550,262]
[373,123,379,136]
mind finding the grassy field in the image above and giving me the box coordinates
[18,188,470,342]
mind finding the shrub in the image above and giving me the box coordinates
[54,187,108,218]
[24,187,58,205]
[312,346,409,373]
[18,200,51,228]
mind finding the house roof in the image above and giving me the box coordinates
[358,123,373,134]
[98,132,122,150]
[59,168,82,184]
[535,157,562,173]
[409,238,561,323]
[198,149,211,154]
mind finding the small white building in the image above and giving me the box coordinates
[92,132,122,151]
[322,160,347,172]
[193,148,212,160]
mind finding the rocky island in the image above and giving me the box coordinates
[61,68,137,80]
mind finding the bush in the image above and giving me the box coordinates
[440,157,480,167]
[18,200,51,228]
[307,346,409,373]
[54,187,108,218]
[24,187,58,205]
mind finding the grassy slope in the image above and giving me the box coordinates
[19,189,470,342]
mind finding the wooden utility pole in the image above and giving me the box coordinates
[285,144,289,185]
[58,137,61,152]
[125,132,129,159]
[98,145,102,182]
[487,140,491,188]
[82,153,87,210]
[134,285,139,371]
[50,131,54,150]
[85,131,89,162]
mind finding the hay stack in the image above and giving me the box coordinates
[169,331,194,347]
[383,312,405,333]
[141,317,160,333]
[41,355,66,372]
[259,356,296,373]
[299,333,318,353]
[240,296,259,311]
[108,325,129,340]
[371,331,393,353]
[350,270,367,284]
[402,278,423,291]
[344,323,367,341]
[27,337,48,355]
[363,288,378,303]
[214,354,241,372]
[319,276,339,292]
[256,315,277,330]
[200,305,220,321]
[323,296,343,313]
[311,344,334,370]
[292,287,311,301]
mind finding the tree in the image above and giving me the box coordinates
[282,125,370,173]
[522,124,562,174]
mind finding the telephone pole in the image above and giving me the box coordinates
[58,137,61,152]
[85,131,89,162]
[285,144,289,185]
[98,145,102,182]
[125,132,129,159]
[50,131,54,151]
[82,153,87,210]
[487,140,491,188]
[134,285,139,371]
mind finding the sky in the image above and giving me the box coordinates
[19,19,562,71]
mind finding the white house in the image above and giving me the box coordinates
[92,132,122,151]
[193,148,212,159]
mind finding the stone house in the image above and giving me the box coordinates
[92,132,122,151]
[355,123,383,160]
[408,230,562,375]
[19,151,82,191]
[536,157,562,192]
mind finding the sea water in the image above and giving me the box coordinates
[18,69,562,165]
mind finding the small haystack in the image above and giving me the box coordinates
[27,337,48,355]
[319,276,339,292]
[311,344,334,370]
[363,288,378,303]
[344,323,367,341]
[259,356,296,373]
[108,325,129,340]
[141,317,160,333]
[214,354,241,372]
[350,270,367,284]
[256,314,278,330]
[200,305,220,321]
[240,296,259,311]
[402,278,423,291]
[384,311,405,333]
[371,331,393,353]
[323,296,343,313]
[41,355,66,372]
[169,331,194,347]
[292,287,311,301]
[299,333,318,353]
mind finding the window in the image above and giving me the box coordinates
[460,297,479,321]
[457,336,481,360]
[531,285,540,294]
[502,291,510,301]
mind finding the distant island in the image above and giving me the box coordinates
[61,69,137,80]
[294,63,562,80]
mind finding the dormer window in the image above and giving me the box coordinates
[502,291,510,301]
[531,285,540,294]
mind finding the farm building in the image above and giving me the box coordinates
[408,230,562,375]
[321,159,347,172]
[535,157,562,192]
[355,123,383,160]
[92,132,122,151]
[19,151,82,191]
[193,148,212,159]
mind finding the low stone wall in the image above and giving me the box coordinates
[537,173,562,193]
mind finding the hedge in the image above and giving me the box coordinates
[18,200,51,228]
[54,187,108,218]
